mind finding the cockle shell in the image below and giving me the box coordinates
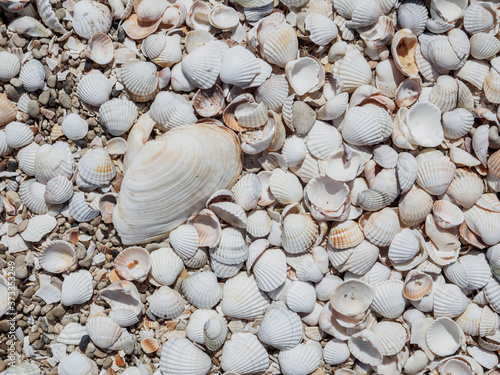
[78,147,116,187]
[40,240,77,273]
[149,247,183,286]
[34,142,73,184]
[76,70,112,107]
[221,272,270,319]
[120,60,159,102]
[99,98,138,136]
[0,51,21,81]
[181,271,221,309]
[147,286,185,319]
[426,317,465,357]
[348,329,384,366]
[19,59,45,92]
[19,179,49,214]
[20,214,56,242]
[5,121,34,149]
[86,316,122,349]
[160,337,212,375]
[73,0,112,39]
[62,113,88,140]
[58,352,98,375]
[86,33,114,65]
[220,333,269,374]
[149,91,197,131]
[114,246,151,282]
[9,16,51,37]
[391,29,418,77]
[61,270,93,306]
[113,124,242,244]
[257,301,303,350]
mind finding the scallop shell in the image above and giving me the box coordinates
[86,316,122,349]
[61,270,93,306]
[120,60,159,102]
[114,246,151,282]
[221,272,270,319]
[0,51,21,81]
[20,214,56,242]
[19,179,49,214]
[371,280,405,319]
[73,0,112,39]
[149,91,197,131]
[220,333,269,374]
[147,286,185,319]
[114,124,241,245]
[341,104,392,146]
[40,240,77,273]
[86,33,114,65]
[78,147,116,187]
[181,271,221,309]
[333,48,372,93]
[58,352,98,375]
[19,59,45,92]
[160,337,212,375]
[77,70,112,107]
[149,247,183,286]
[34,142,73,184]
[203,315,228,351]
[257,301,303,350]
[464,2,495,34]
[5,121,34,149]
[99,98,138,136]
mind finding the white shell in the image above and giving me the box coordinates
[220,46,261,88]
[19,59,45,92]
[160,337,212,375]
[78,147,116,186]
[286,57,325,96]
[40,240,77,273]
[58,352,98,375]
[69,192,100,222]
[17,142,39,176]
[99,99,138,136]
[0,51,21,81]
[20,214,56,242]
[86,33,114,65]
[221,272,270,319]
[76,70,112,107]
[257,301,303,350]
[406,102,443,147]
[279,341,323,375]
[114,246,151,282]
[149,91,197,131]
[61,270,93,306]
[347,329,384,366]
[19,179,49,214]
[5,121,34,149]
[304,13,338,46]
[426,317,465,357]
[120,59,159,102]
[181,43,225,89]
[169,224,199,260]
[181,271,221,309]
[86,316,122,349]
[73,0,112,39]
[147,286,185,319]
[62,113,88,140]
[220,333,269,374]
[149,247,183,286]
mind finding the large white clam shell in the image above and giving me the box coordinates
[113,123,242,245]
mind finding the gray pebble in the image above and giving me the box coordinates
[58,92,72,109]
[292,101,316,136]
[27,100,40,118]
[47,76,57,88]
[32,49,42,60]
[50,304,66,319]
[10,78,22,88]
[14,255,27,279]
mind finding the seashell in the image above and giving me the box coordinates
[73,0,112,39]
[396,152,418,194]
[257,301,303,350]
[78,147,116,187]
[442,108,474,140]
[403,270,433,301]
[122,14,161,40]
[19,179,49,214]
[61,270,93,306]
[186,309,219,344]
[306,120,343,161]
[269,168,303,205]
[17,142,39,177]
[330,279,375,316]
[147,286,185,319]
[193,85,225,117]
[464,2,495,35]
[61,113,88,141]
[372,321,407,356]
[341,104,393,146]
[282,213,318,254]
[416,150,456,196]
[464,203,500,246]
[150,34,183,68]
[406,102,443,147]
[328,220,364,250]
[220,333,269,374]
[210,227,248,265]
[99,280,142,316]
[329,239,379,275]
[304,175,350,221]
[160,337,212,375]
[260,16,298,69]
[203,315,228,351]
[446,169,483,208]
[246,210,271,238]
[323,338,350,365]
[284,280,315,313]
[58,352,98,375]
[19,59,45,92]
[20,214,56,242]
[255,75,289,112]
[181,271,221,309]
[470,33,500,61]
[279,341,322,375]
[333,48,372,92]
[57,323,88,345]
[426,317,465,357]
[304,13,338,46]
[5,121,33,149]
[105,138,127,157]
[181,43,224,90]
[359,207,400,247]
[348,329,384,366]
[114,124,241,245]
[77,70,112,107]
[149,247,183,286]
[397,0,428,36]
[9,16,51,37]
[120,60,159,102]
[86,33,114,65]
[40,240,77,273]
[457,59,490,90]
[69,192,100,222]
[371,280,405,319]
[221,272,270,319]
[433,283,469,317]
[34,142,73,185]
[168,224,199,260]
[134,0,167,22]
[99,98,138,136]
[187,209,222,248]
[468,346,499,370]
[0,51,21,81]
[285,56,325,96]
[149,91,197,131]
[209,4,239,30]
[432,200,463,228]
[114,246,151,282]
[391,29,418,77]
[250,245,286,292]
[389,228,425,267]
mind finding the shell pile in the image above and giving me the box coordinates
[4,0,500,374]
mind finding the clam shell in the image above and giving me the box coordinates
[347,329,383,366]
[160,337,212,375]
[210,227,248,265]
[286,280,316,313]
[20,214,56,242]
[61,113,88,140]
[416,151,456,196]
[58,352,98,375]
[279,341,322,375]
[120,60,159,102]
[69,192,100,222]
[406,102,443,147]
[286,56,325,96]
[261,22,298,69]
[61,270,93,306]
[269,168,303,205]
[323,338,350,365]
[149,91,197,131]
[5,121,34,149]
[19,59,45,92]
[113,124,241,245]
[304,13,338,46]
[464,204,500,246]
[122,14,161,40]
[432,200,464,228]
[252,248,287,292]
[371,280,405,319]
[0,94,17,127]
[73,0,112,39]
[147,286,185,319]
[34,142,74,184]
[149,247,183,286]
[220,333,269,374]
[193,85,225,117]
[9,16,51,37]
[99,98,138,136]
[181,271,221,309]
[221,272,270,319]
[328,220,364,250]
[359,207,400,247]
[0,51,21,81]
[220,46,261,88]
[282,214,318,254]
[372,321,407,356]
[442,108,474,139]
[186,309,219,344]
[99,280,142,316]
[333,49,372,93]
[403,270,433,301]
[447,169,483,208]
[426,317,465,357]
[17,142,39,176]
[78,147,116,186]
[257,301,303,350]
[76,70,112,107]
[342,104,392,146]
[203,315,228,351]
[169,224,200,259]
[457,59,490,90]
[470,32,500,60]
[114,246,151,282]
[40,240,77,273]
[134,0,167,22]
[86,33,114,65]
[397,0,428,36]
[433,283,469,318]
[464,2,495,34]
[181,43,224,89]
[187,209,222,248]
[330,279,375,316]
[57,323,88,345]
[19,179,49,214]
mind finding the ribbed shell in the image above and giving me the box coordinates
[76,70,112,107]
[149,91,197,131]
[160,337,212,375]
[257,301,303,350]
[221,333,269,374]
[147,286,184,319]
[17,142,39,176]
[149,247,183,286]
[221,272,270,319]
[261,23,298,69]
[78,147,116,186]
[181,44,224,89]
[58,352,98,375]
[19,179,49,214]
[0,94,17,127]
[181,271,221,309]
[69,192,100,222]
[99,99,138,136]
[61,270,93,306]
[36,0,65,33]
[72,0,112,39]
[0,51,21,81]
[333,49,372,92]
[120,60,159,102]
[5,121,34,149]
[34,142,74,184]
[44,176,73,204]
[62,113,88,140]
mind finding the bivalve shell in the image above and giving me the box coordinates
[76,70,112,107]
